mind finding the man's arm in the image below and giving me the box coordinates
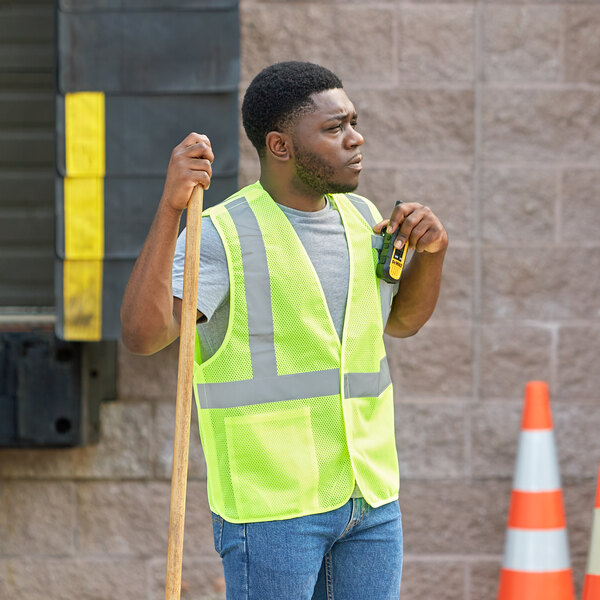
[120,133,213,355]
[373,203,448,338]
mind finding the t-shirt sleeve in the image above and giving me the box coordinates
[172,217,229,322]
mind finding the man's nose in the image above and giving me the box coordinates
[348,129,364,147]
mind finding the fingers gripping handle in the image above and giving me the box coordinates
[165,185,204,600]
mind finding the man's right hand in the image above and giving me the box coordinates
[161,132,214,212]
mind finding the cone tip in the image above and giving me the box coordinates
[522,381,553,430]
[595,464,600,509]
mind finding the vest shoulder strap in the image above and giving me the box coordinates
[338,193,383,228]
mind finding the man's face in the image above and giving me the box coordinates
[290,88,364,196]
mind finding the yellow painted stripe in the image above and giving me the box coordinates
[65,92,105,177]
[64,177,104,259]
[63,92,105,340]
[63,260,103,341]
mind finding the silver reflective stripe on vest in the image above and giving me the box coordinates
[344,357,391,399]
[197,368,340,409]
[197,196,392,410]
[372,235,384,251]
[346,196,393,327]
[379,279,395,327]
[345,193,377,228]
[198,360,391,409]
[225,197,278,379]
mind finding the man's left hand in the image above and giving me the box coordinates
[373,203,448,254]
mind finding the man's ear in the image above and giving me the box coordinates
[265,131,293,161]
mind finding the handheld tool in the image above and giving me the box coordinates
[376,200,409,283]
[165,185,203,600]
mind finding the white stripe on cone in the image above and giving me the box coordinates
[503,529,571,572]
[513,431,561,492]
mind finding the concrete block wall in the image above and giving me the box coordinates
[1,1,599,598]
[238,3,600,594]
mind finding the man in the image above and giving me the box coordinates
[121,61,447,600]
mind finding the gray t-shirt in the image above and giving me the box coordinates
[172,196,350,359]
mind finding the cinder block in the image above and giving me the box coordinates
[241,4,394,86]
[0,482,75,556]
[0,558,147,600]
[483,89,600,163]
[432,246,474,322]
[363,169,474,324]
[118,341,178,401]
[149,554,225,600]
[554,404,600,478]
[562,169,600,242]
[471,400,521,479]
[483,6,561,82]
[469,560,502,600]
[352,89,475,164]
[355,168,397,218]
[399,480,510,555]
[399,5,475,82]
[154,402,207,480]
[563,478,598,559]
[472,400,600,481]
[386,324,473,399]
[0,401,152,478]
[77,481,170,556]
[479,325,553,400]
[481,248,600,320]
[395,168,474,245]
[565,7,600,84]
[481,167,557,244]
[558,326,600,400]
[400,559,466,600]
[396,401,467,479]
[76,480,213,558]
[572,555,587,600]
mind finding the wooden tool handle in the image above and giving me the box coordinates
[165,185,204,600]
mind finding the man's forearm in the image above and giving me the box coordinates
[120,133,214,355]
[120,201,184,355]
[384,247,446,338]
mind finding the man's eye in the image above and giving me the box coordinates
[329,124,342,131]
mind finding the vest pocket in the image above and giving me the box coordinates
[224,405,319,519]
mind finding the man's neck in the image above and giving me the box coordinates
[259,172,326,212]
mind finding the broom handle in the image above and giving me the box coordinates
[165,185,204,600]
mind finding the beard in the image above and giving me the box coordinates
[291,143,359,196]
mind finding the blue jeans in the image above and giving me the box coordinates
[211,498,403,600]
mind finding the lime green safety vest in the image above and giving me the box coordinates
[193,181,399,523]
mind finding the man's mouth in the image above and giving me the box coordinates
[347,154,363,170]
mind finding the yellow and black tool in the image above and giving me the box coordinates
[376,200,409,283]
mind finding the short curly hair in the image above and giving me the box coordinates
[242,61,343,156]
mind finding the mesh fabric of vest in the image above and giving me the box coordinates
[193,183,399,523]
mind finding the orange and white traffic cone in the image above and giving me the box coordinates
[497,381,576,600]
[582,464,600,600]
